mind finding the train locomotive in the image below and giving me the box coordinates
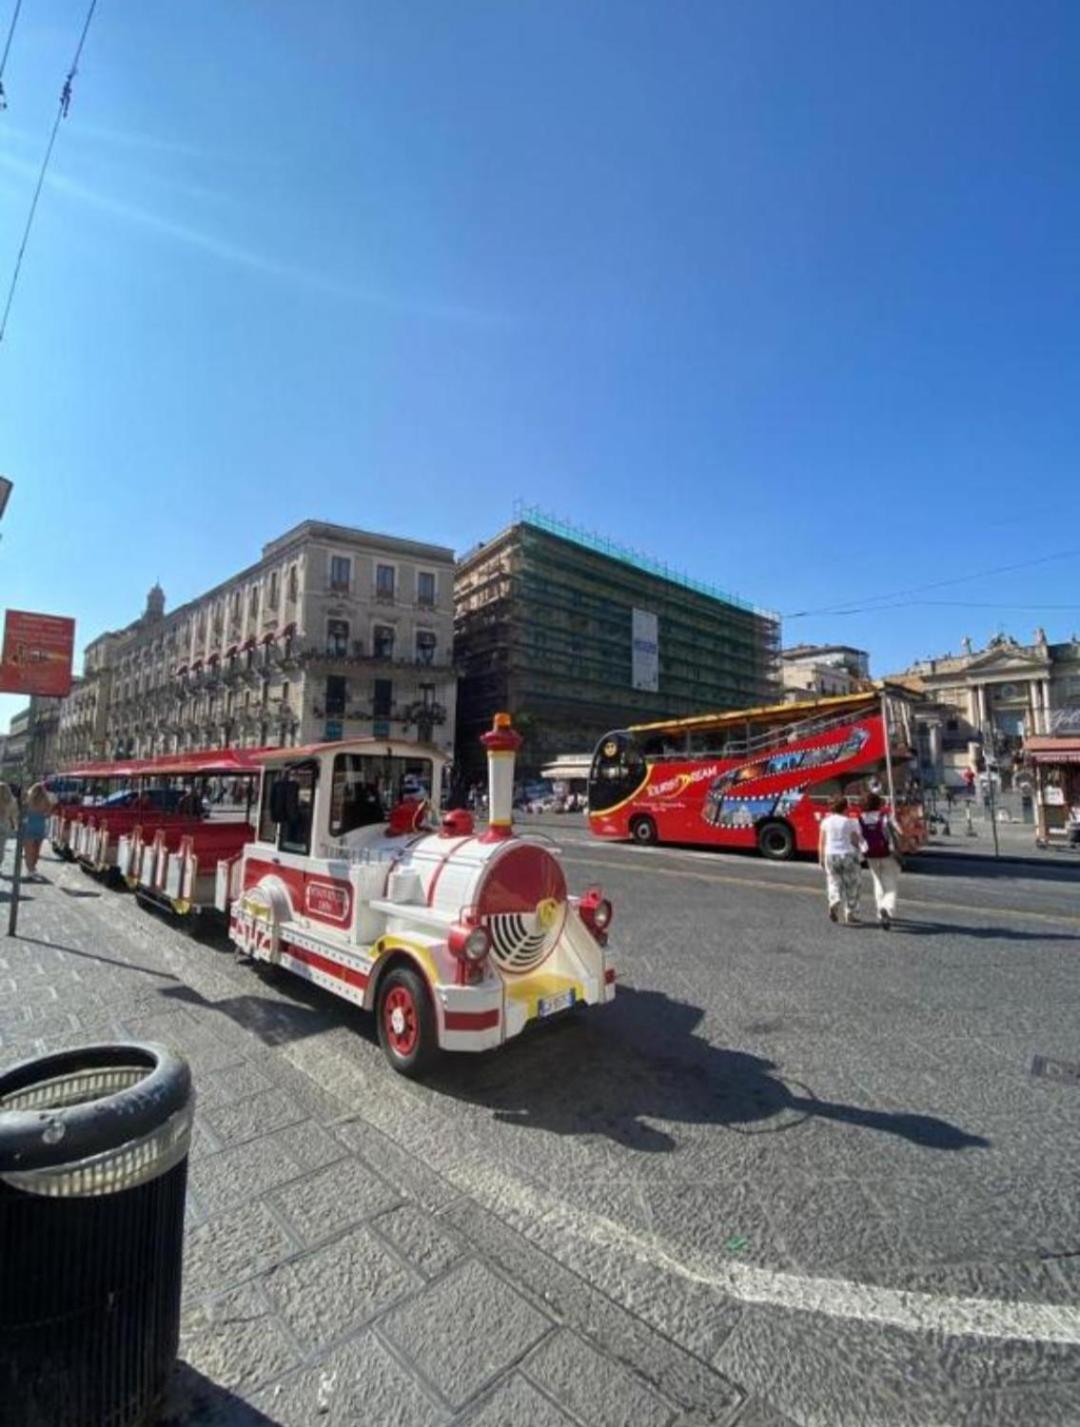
[227,713,615,1075]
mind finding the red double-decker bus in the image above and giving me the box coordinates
[587,688,926,859]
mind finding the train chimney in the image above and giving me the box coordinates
[480,712,522,842]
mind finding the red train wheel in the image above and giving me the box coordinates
[376,966,439,1078]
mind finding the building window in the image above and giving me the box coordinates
[417,571,436,607]
[325,676,347,717]
[330,555,351,592]
[415,630,437,665]
[326,619,349,657]
[374,625,395,660]
[287,565,298,602]
[231,590,241,622]
[376,563,396,601]
[373,678,393,718]
[268,571,279,608]
[250,586,259,619]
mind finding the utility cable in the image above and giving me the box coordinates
[0,0,24,103]
[0,0,99,346]
[784,546,1080,619]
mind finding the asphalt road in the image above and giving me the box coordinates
[5,830,1080,1426]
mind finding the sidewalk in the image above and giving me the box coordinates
[0,855,780,1427]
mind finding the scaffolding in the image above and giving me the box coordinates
[513,501,779,622]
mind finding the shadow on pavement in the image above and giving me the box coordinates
[895,919,1080,942]
[158,972,374,1050]
[161,1362,282,1426]
[434,987,991,1156]
[14,932,180,979]
[913,852,1080,884]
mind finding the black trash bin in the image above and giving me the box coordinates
[0,1042,193,1427]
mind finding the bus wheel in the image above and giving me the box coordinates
[757,820,794,860]
[377,965,439,1078]
[630,815,658,846]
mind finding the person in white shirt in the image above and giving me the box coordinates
[818,795,863,924]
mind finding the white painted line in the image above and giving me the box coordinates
[452,1163,1080,1346]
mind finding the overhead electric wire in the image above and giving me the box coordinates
[784,546,1080,619]
[0,0,98,346]
[0,0,24,92]
[812,599,1080,618]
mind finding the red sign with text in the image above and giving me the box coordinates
[0,610,76,697]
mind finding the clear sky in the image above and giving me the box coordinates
[1,0,1077,730]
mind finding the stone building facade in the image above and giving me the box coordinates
[53,521,457,767]
[889,631,1080,789]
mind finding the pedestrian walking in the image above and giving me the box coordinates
[22,782,53,879]
[818,795,863,924]
[0,781,17,869]
[858,792,902,930]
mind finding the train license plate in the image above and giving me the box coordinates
[538,988,575,1018]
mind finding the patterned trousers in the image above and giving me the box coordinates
[824,853,861,918]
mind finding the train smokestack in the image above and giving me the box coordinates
[480,712,522,841]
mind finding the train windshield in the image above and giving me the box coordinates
[588,732,648,813]
[329,753,434,837]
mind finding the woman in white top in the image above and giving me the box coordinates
[818,795,863,924]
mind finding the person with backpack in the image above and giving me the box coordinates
[858,792,902,929]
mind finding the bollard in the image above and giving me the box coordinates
[0,1042,193,1427]
[965,806,976,837]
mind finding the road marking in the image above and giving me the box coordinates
[563,852,1080,928]
[451,1163,1080,1346]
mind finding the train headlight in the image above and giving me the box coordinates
[579,887,613,941]
[449,923,491,962]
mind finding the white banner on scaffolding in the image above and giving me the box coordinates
[632,608,659,691]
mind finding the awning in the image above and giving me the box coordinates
[241,636,257,652]
[261,631,275,644]
[174,663,188,676]
[1025,737,1080,765]
[225,644,239,658]
[278,623,296,641]
[541,761,592,781]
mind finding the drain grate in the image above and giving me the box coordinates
[1031,1054,1080,1087]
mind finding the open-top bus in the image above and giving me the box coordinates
[588,687,925,859]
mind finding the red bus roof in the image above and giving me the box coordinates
[627,684,912,738]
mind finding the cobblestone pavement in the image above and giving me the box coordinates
[3,832,1080,1426]
[0,851,765,1427]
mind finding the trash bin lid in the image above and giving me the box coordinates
[0,1042,192,1193]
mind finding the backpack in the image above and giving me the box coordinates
[859,811,893,859]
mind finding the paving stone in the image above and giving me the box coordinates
[271,1117,350,1171]
[180,1281,301,1395]
[201,1085,308,1148]
[462,1373,577,1426]
[373,1203,466,1280]
[273,1154,401,1245]
[729,1401,803,1427]
[196,1060,275,1109]
[335,1115,460,1209]
[443,1199,743,1423]
[524,1330,674,1427]
[190,1134,308,1214]
[263,1223,420,1352]
[251,1329,449,1427]
[381,1259,552,1410]
[184,1200,299,1295]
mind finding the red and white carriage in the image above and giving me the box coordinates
[227,714,616,1075]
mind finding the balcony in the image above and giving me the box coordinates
[299,645,452,672]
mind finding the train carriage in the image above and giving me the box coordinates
[228,714,616,1075]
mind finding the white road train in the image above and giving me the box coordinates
[227,714,615,1075]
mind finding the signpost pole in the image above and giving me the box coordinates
[881,691,897,812]
[7,792,24,937]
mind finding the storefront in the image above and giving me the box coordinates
[1024,737,1080,847]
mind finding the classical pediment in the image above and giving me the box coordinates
[960,647,1049,676]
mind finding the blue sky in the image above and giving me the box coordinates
[1,0,1077,730]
